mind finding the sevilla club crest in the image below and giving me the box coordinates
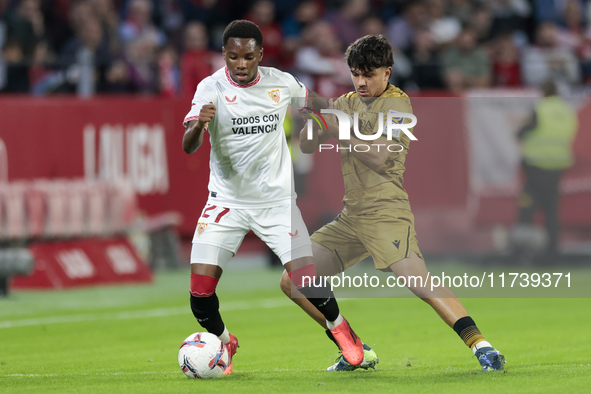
[268,89,280,104]
[197,222,208,236]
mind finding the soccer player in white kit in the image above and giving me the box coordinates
[182,20,365,374]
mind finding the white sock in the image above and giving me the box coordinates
[219,327,230,344]
[472,340,492,355]
[326,314,344,330]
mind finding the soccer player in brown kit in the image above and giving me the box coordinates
[281,34,506,371]
[182,20,366,374]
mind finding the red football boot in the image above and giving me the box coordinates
[222,333,239,375]
[329,317,364,366]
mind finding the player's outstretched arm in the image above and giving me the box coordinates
[306,89,329,112]
[182,103,216,154]
[298,92,336,154]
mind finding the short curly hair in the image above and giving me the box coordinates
[344,34,394,72]
[222,20,263,47]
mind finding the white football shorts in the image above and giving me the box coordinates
[190,199,313,268]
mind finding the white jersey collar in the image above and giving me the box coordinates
[225,66,261,88]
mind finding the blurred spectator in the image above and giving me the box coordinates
[470,6,494,45]
[491,34,522,87]
[515,80,578,262]
[361,14,385,37]
[488,0,531,41]
[521,22,580,90]
[3,0,45,59]
[0,38,29,92]
[327,0,369,47]
[408,29,445,89]
[160,0,185,49]
[556,0,591,82]
[246,0,283,67]
[443,27,491,92]
[67,0,94,35]
[1,0,591,97]
[119,0,166,47]
[362,16,412,88]
[295,21,351,96]
[281,0,321,70]
[555,0,591,76]
[94,0,123,56]
[180,21,216,98]
[105,58,135,92]
[448,0,473,25]
[158,44,179,97]
[39,0,70,56]
[271,0,299,22]
[124,35,158,94]
[427,0,461,45]
[534,0,580,25]
[282,0,320,39]
[386,1,428,52]
[28,40,53,90]
[0,0,7,90]
[0,0,6,36]
[177,0,231,48]
[56,16,114,95]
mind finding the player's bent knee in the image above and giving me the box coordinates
[280,270,292,297]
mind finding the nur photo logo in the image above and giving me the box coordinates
[300,107,417,152]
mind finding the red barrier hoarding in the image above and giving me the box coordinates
[0,97,209,235]
[1,95,590,255]
[11,237,152,289]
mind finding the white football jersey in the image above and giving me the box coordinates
[183,66,308,209]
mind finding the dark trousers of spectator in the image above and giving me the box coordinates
[517,162,562,257]
[0,276,7,297]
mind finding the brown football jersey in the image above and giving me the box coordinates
[333,84,415,215]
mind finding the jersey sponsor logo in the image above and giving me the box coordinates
[289,230,299,238]
[232,124,278,135]
[231,114,280,135]
[225,95,238,105]
[197,222,208,236]
[268,89,280,104]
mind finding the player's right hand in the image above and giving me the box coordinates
[198,103,216,125]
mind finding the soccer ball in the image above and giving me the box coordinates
[178,332,229,379]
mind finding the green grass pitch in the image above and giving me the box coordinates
[1,264,590,393]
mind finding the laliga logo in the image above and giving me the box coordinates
[301,108,417,143]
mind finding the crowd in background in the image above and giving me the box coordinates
[1,0,591,97]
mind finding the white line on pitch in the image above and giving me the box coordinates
[0,298,293,329]
[2,368,336,377]
[3,371,181,377]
